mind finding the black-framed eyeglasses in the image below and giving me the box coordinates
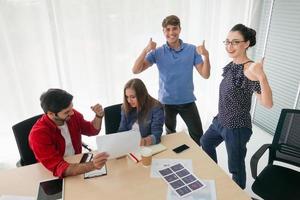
[223,40,245,46]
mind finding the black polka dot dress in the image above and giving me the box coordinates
[218,61,261,129]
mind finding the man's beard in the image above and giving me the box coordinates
[54,114,70,125]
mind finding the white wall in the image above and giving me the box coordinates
[0,0,262,167]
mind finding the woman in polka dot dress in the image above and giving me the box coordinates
[200,24,273,189]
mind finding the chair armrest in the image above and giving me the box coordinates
[250,143,271,179]
[82,142,92,152]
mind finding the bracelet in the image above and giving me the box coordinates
[95,114,104,118]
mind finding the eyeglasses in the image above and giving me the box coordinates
[223,40,245,46]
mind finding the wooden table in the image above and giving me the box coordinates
[0,132,250,200]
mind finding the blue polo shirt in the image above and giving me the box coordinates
[146,39,203,104]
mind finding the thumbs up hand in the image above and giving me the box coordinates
[248,58,266,81]
[145,38,157,53]
[197,40,209,57]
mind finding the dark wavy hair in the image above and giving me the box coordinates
[40,88,73,114]
[122,78,161,122]
[231,24,256,47]
[162,15,181,28]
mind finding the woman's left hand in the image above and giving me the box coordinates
[140,136,152,146]
[248,58,266,81]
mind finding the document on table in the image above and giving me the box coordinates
[167,180,217,200]
[0,195,34,200]
[151,159,193,178]
[159,163,206,198]
[96,130,141,159]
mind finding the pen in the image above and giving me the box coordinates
[87,153,93,162]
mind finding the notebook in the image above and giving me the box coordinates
[128,143,167,163]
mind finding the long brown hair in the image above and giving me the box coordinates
[122,78,161,123]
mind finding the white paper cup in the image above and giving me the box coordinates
[141,147,152,167]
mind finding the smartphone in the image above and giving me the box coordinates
[172,144,190,153]
[37,178,64,200]
[79,153,93,163]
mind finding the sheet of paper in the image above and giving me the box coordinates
[167,180,217,200]
[158,163,206,198]
[0,195,34,200]
[96,130,140,159]
[151,159,193,178]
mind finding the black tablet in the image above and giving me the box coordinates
[37,178,64,200]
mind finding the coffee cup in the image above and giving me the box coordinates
[141,147,152,167]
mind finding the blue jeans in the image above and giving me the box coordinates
[200,117,252,189]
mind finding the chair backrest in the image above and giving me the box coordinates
[269,109,300,167]
[12,114,43,166]
[104,104,122,134]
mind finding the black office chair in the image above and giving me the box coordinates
[12,114,42,167]
[250,109,300,200]
[12,114,92,167]
[104,103,122,134]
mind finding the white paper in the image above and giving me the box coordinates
[167,180,217,200]
[159,163,206,198]
[84,165,107,179]
[96,130,141,159]
[0,195,34,200]
[151,159,193,178]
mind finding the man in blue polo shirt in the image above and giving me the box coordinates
[132,15,211,145]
